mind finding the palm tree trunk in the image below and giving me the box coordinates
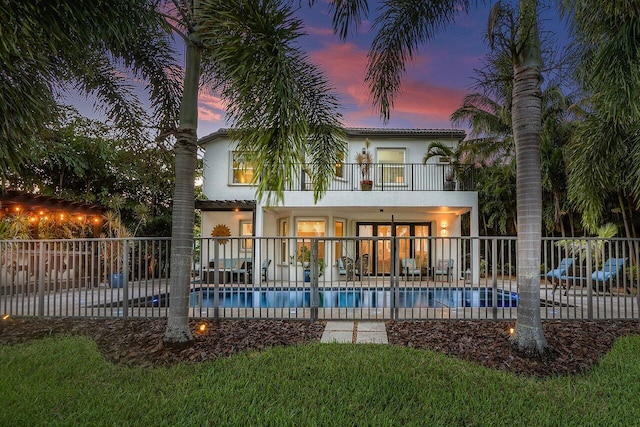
[164,38,201,345]
[511,0,547,355]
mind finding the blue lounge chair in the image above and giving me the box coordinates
[592,258,626,292]
[545,258,574,292]
[545,258,573,282]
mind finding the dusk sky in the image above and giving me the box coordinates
[65,3,569,139]
[196,2,569,138]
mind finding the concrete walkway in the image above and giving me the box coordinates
[320,321,388,344]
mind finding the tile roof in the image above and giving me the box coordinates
[199,127,465,145]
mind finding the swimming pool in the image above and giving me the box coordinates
[182,287,519,309]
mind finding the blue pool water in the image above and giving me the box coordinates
[183,287,519,309]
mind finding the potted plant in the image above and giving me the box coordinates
[100,210,131,288]
[355,138,373,191]
[423,141,466,191]
[296,245,311,282]
[295,245,325,282]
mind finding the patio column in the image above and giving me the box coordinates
[253,206,263,284]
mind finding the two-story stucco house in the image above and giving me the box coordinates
[197,128,479,283]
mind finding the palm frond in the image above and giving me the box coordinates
[328,0,370,39]
[366,0,472,121]
[199,0,345,204]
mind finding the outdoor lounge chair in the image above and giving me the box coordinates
[401,258,421,278]
[592,258,626,293]
[545,258,574,293]
[433,259,453,282]
[231,261,252,284]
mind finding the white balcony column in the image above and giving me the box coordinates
[253,206,264,284]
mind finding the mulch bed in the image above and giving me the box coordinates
[1,316,638,377]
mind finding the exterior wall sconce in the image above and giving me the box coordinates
[440,221,447,236]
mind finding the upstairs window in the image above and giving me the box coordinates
[377,148,405,185]
[231,152,254,185]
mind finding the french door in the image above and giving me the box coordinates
[357,223,431,275]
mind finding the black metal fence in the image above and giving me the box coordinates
[1,236,638,320]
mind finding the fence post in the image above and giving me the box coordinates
[586,242,593,320]
[122,239,129,318]
[310,239,319,321]
[391,231,398,320]
[491,238,498,320]
[38,242,46,317]
[213,240,220,320]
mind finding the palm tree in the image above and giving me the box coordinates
[327,0,548,353]
[450,50,515,163]
[562,2,640,234]
[0,1,180,180]
[162,1,345,344]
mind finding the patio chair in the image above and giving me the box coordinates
[592,258,626,293]
[261,259,271,282]
[544,258,574,292]
[231,261,252,284]
[401,258,421,278]
[355,254,369,278]
[337,256,354,280]
[433,259,453,282]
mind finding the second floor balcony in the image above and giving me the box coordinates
[285,163,474,192]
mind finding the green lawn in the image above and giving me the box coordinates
[2,336,640,426]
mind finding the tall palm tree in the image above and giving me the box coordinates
[452,55,574,238]
[328,0,548,353]
[450,50,515,163]
[162,0,345,344]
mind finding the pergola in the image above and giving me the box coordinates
[0,191,107,237]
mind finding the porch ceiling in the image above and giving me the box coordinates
[263,205,471,216]
[196,200,256,212]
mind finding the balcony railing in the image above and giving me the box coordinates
[286,163,474,192]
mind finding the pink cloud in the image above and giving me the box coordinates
[310,42,466,128]
[198,92,225,123]
[309,42,369,101]
[306,25,334,37]
[393,81,466,120]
